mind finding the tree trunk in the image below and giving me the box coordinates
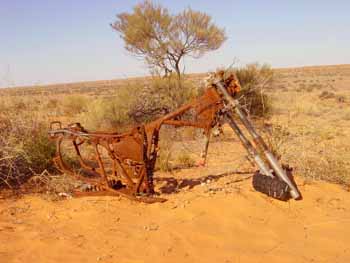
[174,60,181,80]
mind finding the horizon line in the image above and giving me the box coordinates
[1,63,349,90]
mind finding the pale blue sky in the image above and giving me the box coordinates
[0,0,349,87]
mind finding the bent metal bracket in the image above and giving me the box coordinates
[48,71,302,203]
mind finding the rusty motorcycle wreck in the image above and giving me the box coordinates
[48,71,302,203]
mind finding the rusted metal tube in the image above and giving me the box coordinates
[215,81,301,200]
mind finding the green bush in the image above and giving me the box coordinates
[81,75,198,130]
[129,75,198,123]
[0,114,56,190]
[22,124,57,174]
[81,85,137,131]
[234,63,273,117]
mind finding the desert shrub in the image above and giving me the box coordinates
[306,154,349,185]
[319,91,335,99]
[284,143,350,186]
[305,85,314,92]
[156,148,173,172]
[129,75,198,123]
[0,97,27,113]
[336,95,346,103]
[176,152,195,168]
[45,97,59,110]
[155,130,174,172]
[0,114,56,190]
[265,122,350,186]
[61,95,88,115]
[233,63,273,117]
[81,85,137,131]
[22,124,56,173]
[264,123,291,159]
[13,99,28,111]
[81,99,129,131]
[5,97,29,112]
[81,75,198,130]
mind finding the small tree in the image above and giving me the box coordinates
[111,1,226,78]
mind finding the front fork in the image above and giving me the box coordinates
[215,81,301,200]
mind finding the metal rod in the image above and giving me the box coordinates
[225,113,273,177]
[215,80,301,200]
[200,133,211,166]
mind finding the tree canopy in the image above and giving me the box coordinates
[111,1,226,78]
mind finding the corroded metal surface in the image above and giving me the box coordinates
[48,71,301,202]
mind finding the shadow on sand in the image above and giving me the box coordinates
[155,170,253,194]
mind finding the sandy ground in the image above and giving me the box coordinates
[1,139,350,263]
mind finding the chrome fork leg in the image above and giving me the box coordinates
[225,113,272,177]
[216,81,301,200]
